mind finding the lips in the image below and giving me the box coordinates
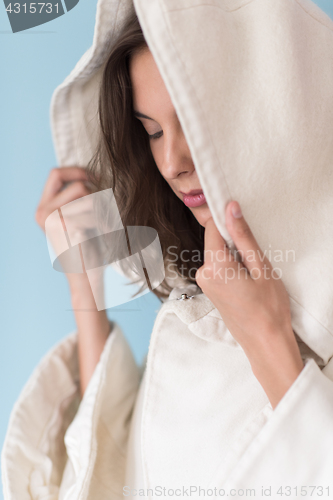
[180,190,207,208]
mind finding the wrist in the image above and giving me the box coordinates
[249,331,303,370]
[69,277,97,310]
[247,334,305,408]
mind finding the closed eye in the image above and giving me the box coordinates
[148,130,163,140]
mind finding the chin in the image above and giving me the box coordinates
[191,204,212,228]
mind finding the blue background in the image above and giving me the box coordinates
[0,0,332,497]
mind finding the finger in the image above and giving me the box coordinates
[39,166,89,205]
[48,180,91,213]
[55,191,95,216]
[203,217,233,266]
[225,201,272,274]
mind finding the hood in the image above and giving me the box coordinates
[50,0,333,364]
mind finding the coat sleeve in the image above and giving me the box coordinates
[1,321,141,500]
[211,356,333,497]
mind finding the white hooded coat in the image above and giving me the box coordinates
[2,0,333,498]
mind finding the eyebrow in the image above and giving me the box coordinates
[133,110,154,120]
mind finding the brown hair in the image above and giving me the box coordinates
[87,8,204,301]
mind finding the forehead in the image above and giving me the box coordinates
[129,48,160,85]
[129,48,172,113]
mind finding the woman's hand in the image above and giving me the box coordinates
[195,201,304,409]
[35,166,92,232]
[35,166,100,299]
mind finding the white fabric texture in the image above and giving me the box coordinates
[2,285,332,499]
[124,368,147,496]
[2,0,333,498]
[1,322,141,500]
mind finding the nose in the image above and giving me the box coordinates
[159,127,195,181]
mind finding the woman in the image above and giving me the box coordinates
[2,0,333,498]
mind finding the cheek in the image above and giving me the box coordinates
[151,147,166,180]
[150,144,161,168]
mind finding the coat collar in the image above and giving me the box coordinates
[166,284,244,348]
[164,284,326,364]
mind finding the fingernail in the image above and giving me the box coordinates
[231,201,242,219]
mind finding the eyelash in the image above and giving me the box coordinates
[148,130,163,140]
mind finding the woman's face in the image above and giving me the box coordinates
[129,47,212,228]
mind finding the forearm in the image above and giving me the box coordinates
[245,330,305,410]
[34,167,114,398]
[69,273,112,398]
